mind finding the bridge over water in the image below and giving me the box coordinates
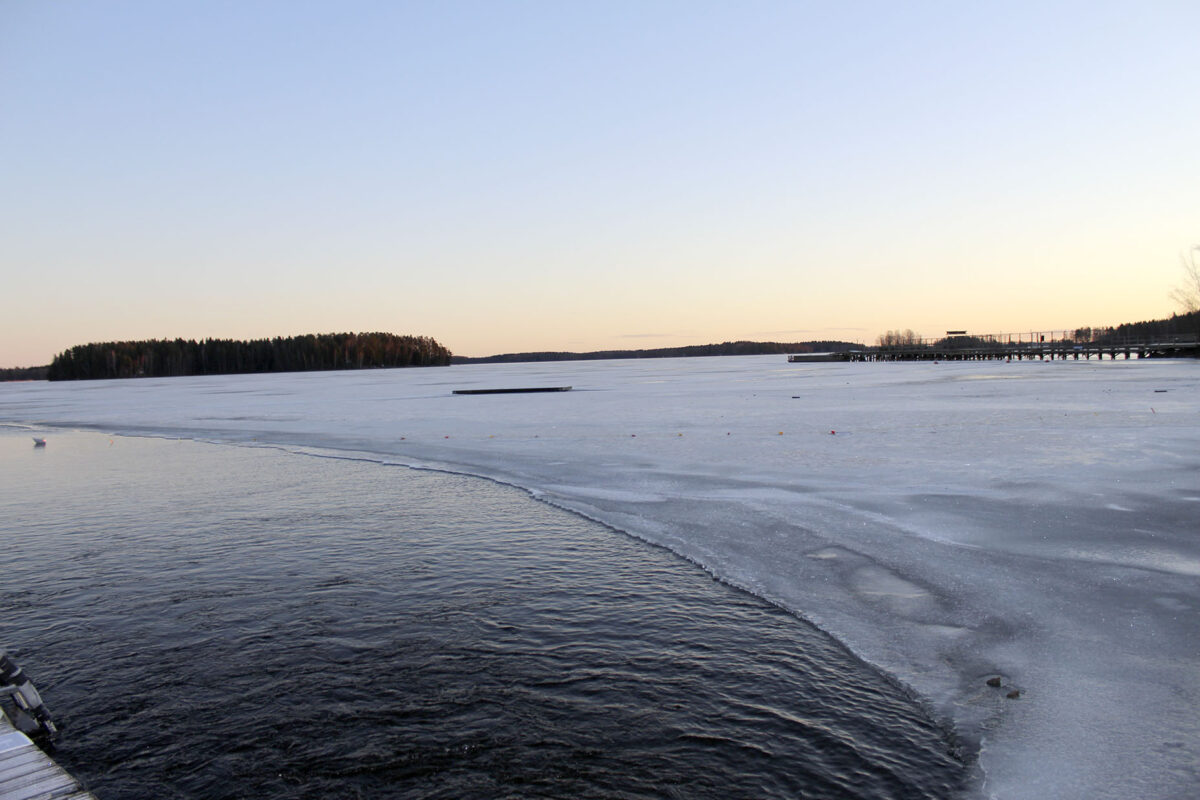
[790,331,1200,363]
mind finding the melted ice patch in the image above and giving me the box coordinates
[850,565,936,617]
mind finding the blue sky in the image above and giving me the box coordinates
[2,1,1198,365]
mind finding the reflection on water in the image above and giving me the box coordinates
[0,428,965,799]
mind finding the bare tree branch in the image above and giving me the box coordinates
[1169,245,1200,313]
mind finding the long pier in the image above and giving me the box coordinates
[790,331,1200,363]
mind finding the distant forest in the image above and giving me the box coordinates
[5,310,1198,381]
[0,365,49,381]
[46,333,451,381]
[1092,310,1200,342]
[451,340,860,364]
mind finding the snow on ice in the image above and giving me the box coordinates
[3,355,1198,799]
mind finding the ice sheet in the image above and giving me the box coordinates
[3,356,1198,798]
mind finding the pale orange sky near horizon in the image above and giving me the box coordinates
[2,1,1198,367]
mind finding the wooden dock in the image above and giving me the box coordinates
[789,332,1200,363]
[0,717,95,800]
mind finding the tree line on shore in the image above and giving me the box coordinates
[1090,310,1200,343]
[45,333,451,381]
[0,365,49,381]
[451,340,860,364]
[5,309,1198,381]
[875,310,1200,350]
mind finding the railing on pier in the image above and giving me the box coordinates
[789,330,1200,363]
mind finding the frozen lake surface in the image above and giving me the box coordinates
[3,355,1198,798]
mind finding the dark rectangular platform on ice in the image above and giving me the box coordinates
[452,386,573,395]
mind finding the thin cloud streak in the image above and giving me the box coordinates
[751,328,869,336]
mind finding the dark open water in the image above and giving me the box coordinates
[0,427,966,799]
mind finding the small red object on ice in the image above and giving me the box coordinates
[830,430,836,435]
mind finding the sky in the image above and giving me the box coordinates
[2,0,1198,365]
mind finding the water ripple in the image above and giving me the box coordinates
[0,430,965,799]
